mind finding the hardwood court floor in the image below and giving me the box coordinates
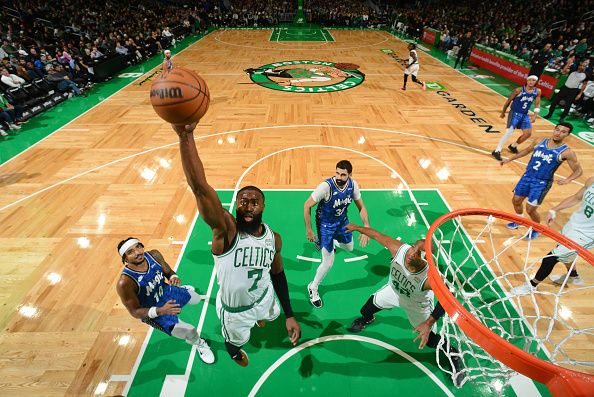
[0,29,591,396]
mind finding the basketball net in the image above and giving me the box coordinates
[425,209,594,396]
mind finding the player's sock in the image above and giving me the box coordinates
[360,295,381,322]
[569,268,579,277]
[311,248,335,289]
[533,252,559,283]
[225,341,241,358]
[172,320,199,343]
[495,127,514,152]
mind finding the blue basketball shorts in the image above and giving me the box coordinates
[507,111,532,130]
[317,216,353,252]
[142,285,192,335]
[513,175,553,206]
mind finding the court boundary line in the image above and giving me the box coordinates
[0,124,583,214]
[247,334,456,397]
[0,32,212,169]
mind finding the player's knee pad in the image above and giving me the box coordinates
[171,320,196,340]
[185,287,201,305]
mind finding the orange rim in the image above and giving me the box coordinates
[425,208,594,397]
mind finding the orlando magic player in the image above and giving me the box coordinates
[501,123,583,240]
[304,160,370,308]
[401,43,426,91]
[492,76,542,161]
[116,237,215,364]
[162,49,173,75]
[344,223,466,387]
[512,176,594,295]
[173,121,300,367]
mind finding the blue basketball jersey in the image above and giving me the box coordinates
[511,86,538,114]
[316,177,355,224]
[166,59,173,71]
[525,138,568,180]
[122,252,167,308]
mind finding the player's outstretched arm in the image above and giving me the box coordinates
[149,250,181,286]
[345,223,402,256]
[173,123,235,252]
[117,276,181,319]
[354,198,370,247]
[501,138,537,165]
[557,149,582,185]
[413,278,446,349]
[270,232,301,346]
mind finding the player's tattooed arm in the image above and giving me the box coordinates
[117,276,181,319]
[149,250,181,286]
[501,138,538,165]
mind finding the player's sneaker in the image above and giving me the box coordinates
[307,283,323,308]
[525,229,540,240]
[421,82,426,90]
[511,282,536,296]
[451,356,467,387]
[491,150,502,161]
[550,274,584,286]
[256,320,266,328]
[507,144,519,154]
[506,222,521,229]
[232,349,249,367]
[347,316,376,333]
[195,338,215,364]
[400,87,406,91]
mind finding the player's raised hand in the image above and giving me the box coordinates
[358,233,369,247]
[413,319,433,349]
[158,300,181,316]
[171,121,198,137]
[286,317,301,346]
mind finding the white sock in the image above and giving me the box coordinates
[496,127,515,152]
[311,248,335,289]
[333,239,354,252]
[171,320,200,344]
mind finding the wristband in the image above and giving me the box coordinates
[534,107,540,113]
[170,274,179,281]
[548,209,556,220]
[148,306,159,319]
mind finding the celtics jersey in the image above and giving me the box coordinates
[568,182,594,234]
[214,224,276,308]
[389,244,432,304]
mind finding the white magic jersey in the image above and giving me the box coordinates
[389,243,432,304]
[214,224,276,308]
[567,182,594,234]
[409,50,418,65]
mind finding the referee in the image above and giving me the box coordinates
[544,61,590,122]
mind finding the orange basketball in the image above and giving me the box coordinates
[149,68,210,124]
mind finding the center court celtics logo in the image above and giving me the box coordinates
[244,60,365,93]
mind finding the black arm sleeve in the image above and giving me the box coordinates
[270,271,294,318]
[430,301,445,321]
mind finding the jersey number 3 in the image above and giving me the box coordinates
[248,269,263,292]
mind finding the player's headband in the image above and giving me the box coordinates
[527,75,539,81]
[119,239,140,257]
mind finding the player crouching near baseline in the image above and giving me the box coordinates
[345,224,466,387]
[116,237,215,364]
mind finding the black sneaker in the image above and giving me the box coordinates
[491,150,502,161]
[347,316,376,333]
[451,355,467,387]
[507,144,518,154]
[307,283,323,308]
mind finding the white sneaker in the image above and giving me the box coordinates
[9,123,21,130]
[550,275,584,286]
[307,282,323,308]
[194,338,215,364]
[0,129,7,137]
[511,282,536,296]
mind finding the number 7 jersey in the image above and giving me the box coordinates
[214,224,276,309]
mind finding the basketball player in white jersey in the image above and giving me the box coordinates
[344,223,465,386]
[402,43,426,91]
[162,50,173,75]
[512,176,594,295]
[173,121,300,367]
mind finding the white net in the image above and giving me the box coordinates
[429,212,594,395]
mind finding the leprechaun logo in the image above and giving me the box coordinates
[244,60,364,93]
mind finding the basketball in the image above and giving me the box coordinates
[149,68,210,124]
